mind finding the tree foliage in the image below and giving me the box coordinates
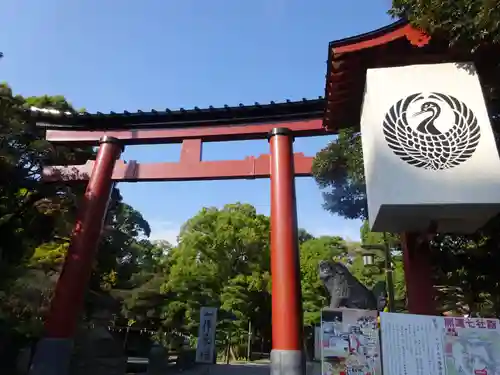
[300,236,347,325]
[390,0,500,48]
[116,203,405,357]
[0,86,87,280]
[159,203,271,354]
[312,129,366,220]
[429,216,500,317]
[0,83,158,341]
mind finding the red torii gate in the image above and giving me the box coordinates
[30,20,440,375]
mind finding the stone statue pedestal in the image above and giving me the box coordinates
[69,310,126,375]
[147,343,169,375]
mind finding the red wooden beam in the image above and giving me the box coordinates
[42,153,313,182]
[45,119,325,146]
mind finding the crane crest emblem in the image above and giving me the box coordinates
[382,92,481,170]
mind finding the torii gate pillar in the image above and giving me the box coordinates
[269,128,305,375]
[401,232,436,315]
[30,136,122,375]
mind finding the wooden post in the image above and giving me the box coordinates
[401,232,436,315]
[269,128,304,375]
[30,136,122,375]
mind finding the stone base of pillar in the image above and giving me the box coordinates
[29,338,73,375]
[270,349,305,375]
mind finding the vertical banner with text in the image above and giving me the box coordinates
[195,307,218,364]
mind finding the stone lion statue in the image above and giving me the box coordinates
[318,260,386,311]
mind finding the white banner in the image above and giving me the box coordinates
[195,306,218,364]
[380,312,500,375]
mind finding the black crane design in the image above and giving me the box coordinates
[413,101,442,135]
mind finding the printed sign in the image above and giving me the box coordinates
[195,306,218,364]
[380,312,500,375]
[321,308,381,375]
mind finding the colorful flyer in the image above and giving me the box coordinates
[320,308,381,375]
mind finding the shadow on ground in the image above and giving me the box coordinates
[174,363,270,375]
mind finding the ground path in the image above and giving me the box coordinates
[170,363,270,375]
[168,361,321,375]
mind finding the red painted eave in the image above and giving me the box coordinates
[330,20,430,54]
[323,20,432,131]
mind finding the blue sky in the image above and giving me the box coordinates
[1,1,393,244]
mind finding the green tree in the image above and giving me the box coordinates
[428,217,500,317]
[390,0,500,47]
[348,252,385,291]
[95,197,151,290]
[0,85,93,335]
[0,84,158,340]
[299,236,348,326]
[360,221,399,249]
[298,228,314,244]
[0,87,84,277]
[358,221,406,310]
[312,128,365,220]
[161,203,271,355]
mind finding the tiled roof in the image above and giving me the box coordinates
[323,20,436,130]
[32,97,325,130]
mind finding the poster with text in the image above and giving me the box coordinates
[321,308,381,375]
[380,312,500,375]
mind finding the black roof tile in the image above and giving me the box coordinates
[32,97,326,130]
